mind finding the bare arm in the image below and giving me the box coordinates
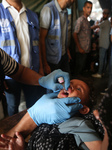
[100,128,109,150]
[73,32,85,54]
[85,127,108,150]
[10,64,42,86]
[67,48,72,62]
[1,48,42,89]
[0,113,36,149]
[39,27,51,74]
[91,24,99,30]
[85,140,102,150]
[39,45,44,76]
[6,112,37,138]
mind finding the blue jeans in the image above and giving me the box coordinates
[5,79,46,116]
[98,47,107,74]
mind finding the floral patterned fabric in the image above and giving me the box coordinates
[27,112,104,150]
[27,124,79,150]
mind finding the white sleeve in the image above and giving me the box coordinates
[40,6,51,29]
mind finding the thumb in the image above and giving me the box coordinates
[53,83,63,92]
[15,132,23,139]
[62,97,81,104]
[68,103,83,113]
[47,92,59,99]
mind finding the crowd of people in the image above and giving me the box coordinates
[73,4,111,78]
[0,0,112,149]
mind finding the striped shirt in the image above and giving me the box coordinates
[0,48,18,76]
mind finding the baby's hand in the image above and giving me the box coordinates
[0,132,25,150]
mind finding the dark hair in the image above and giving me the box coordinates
[84,1,92,7]
[71,76,97,111]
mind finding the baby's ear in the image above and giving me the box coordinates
[79,105,90,114]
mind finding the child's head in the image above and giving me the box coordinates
[58,79,94,115]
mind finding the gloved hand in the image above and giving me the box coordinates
[39,69,70,92]
[27,92,83,126]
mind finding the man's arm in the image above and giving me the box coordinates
[67,48,72,62]
[91,24,99,30]
[39,27,51,74]
[73,32,85,54]
[39,45,44,76]
[10,64,42,86]
[1,49,70,91]
[0,49,42,86]
[39,6,52,74]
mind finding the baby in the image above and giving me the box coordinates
[0,79,101,150]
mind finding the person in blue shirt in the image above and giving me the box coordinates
[0,0,45,116]
[39,0,75,75]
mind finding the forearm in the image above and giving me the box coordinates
[100,128,109,150]
[39,46,44,75]
[10,64,42,86]
[85,140,102,150]
[73,32,81,50]
[67,48,72,60]
[91,24,99,30]
[40,41,48,66]
[39,28,48,66]
[6,112,37,138]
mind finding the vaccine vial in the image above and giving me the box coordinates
[58,77,65,90]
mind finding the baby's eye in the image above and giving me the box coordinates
[77,88,81,91]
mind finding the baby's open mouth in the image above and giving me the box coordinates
[60,86,72,98]
[60,90,69,97]
[63,90,69,96]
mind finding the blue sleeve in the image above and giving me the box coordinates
[58,117,101,147]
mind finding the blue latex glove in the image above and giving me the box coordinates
[39,69,70,92]
[27,92,83,126]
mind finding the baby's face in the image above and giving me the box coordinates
[58,79,90,105]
